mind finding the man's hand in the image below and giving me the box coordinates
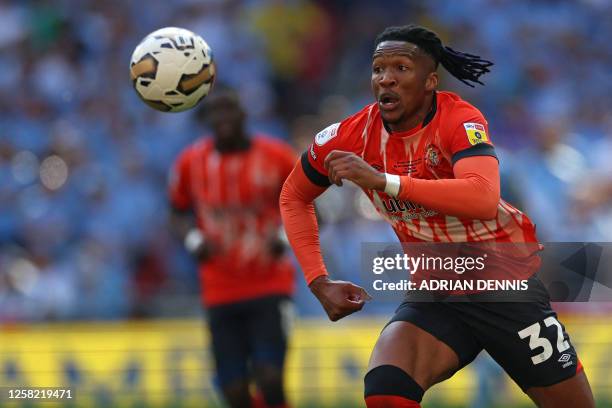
[309,275,372,321]
[267,227,288,258]
[184,229,215,261]
[268,237,286,258]
[324,150,386,190]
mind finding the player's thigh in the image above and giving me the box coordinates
[247,295,293,370]
[368,302,481,390]
[459,296,590,398]
[526,370,594,408]
[207,303,250,388]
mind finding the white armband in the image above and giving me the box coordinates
[384,173,401,197]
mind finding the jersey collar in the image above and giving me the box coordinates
[383,91,437,137]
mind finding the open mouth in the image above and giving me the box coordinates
[378,93,400,111]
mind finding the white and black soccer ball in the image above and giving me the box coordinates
[130,27,215,112]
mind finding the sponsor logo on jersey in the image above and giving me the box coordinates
[463,122,488,145]
[381,197,435,216]
[309,144,317,160]
[393,159,420,175]
[315,123,340,146]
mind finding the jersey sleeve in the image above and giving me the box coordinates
[301,108,369,187]
[443,103,498,165]
[168,147,193,211]
[279,162,329,284]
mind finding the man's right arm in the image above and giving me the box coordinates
[279,161,328,284]
[279,160,371,321]
[168,146,215,261]
[169,208,215,262]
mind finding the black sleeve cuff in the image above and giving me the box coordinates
[301,151,331,187]
[451,143,498,165]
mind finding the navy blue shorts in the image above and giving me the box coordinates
[388,278,581,390]
[207,295,292,388]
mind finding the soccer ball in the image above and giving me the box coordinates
[130,27,215,112]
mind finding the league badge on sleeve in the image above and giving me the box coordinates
[463,123,489,145]
[315,123,340,146]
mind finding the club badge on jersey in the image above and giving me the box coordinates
[425,144,441,168]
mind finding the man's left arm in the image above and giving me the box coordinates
[396,156,500,219]
[168,148,215,261]
[324,151,500,220]
[396,111,500,220]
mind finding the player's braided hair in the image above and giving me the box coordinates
[375,25,493,87]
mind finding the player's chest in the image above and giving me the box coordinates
[192,151,281,208]
[362,133,453,180]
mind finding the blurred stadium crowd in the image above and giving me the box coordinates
[0,0,611,321]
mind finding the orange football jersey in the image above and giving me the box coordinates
[304,91,538,244]
[170,136,296,306]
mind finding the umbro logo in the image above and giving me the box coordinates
[558,353,574,368]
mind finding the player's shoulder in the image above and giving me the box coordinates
[437,91,487,125]
[315,103,378,148]
[252,134,295,156]
[436,92,495,154]
[252,133,291,149]
[175,136,212,163]
[339,102,379,134]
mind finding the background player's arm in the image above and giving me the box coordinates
[280,161,371,321]
[168,148,215,261]
[169,209,215,261]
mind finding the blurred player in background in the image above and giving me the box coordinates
[169,88,296,408]
[280,25,595,408]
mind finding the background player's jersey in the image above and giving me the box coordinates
[303,91,538,244]
[169,136,296,306]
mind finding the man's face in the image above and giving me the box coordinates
[206,96,245,143]
[371,41,437,129]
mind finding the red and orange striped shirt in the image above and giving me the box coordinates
[170,136,296,306]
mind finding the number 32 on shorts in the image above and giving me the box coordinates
[518,317,570,365]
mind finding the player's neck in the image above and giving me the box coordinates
[387,92,436,133]
[215,134,251,153]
